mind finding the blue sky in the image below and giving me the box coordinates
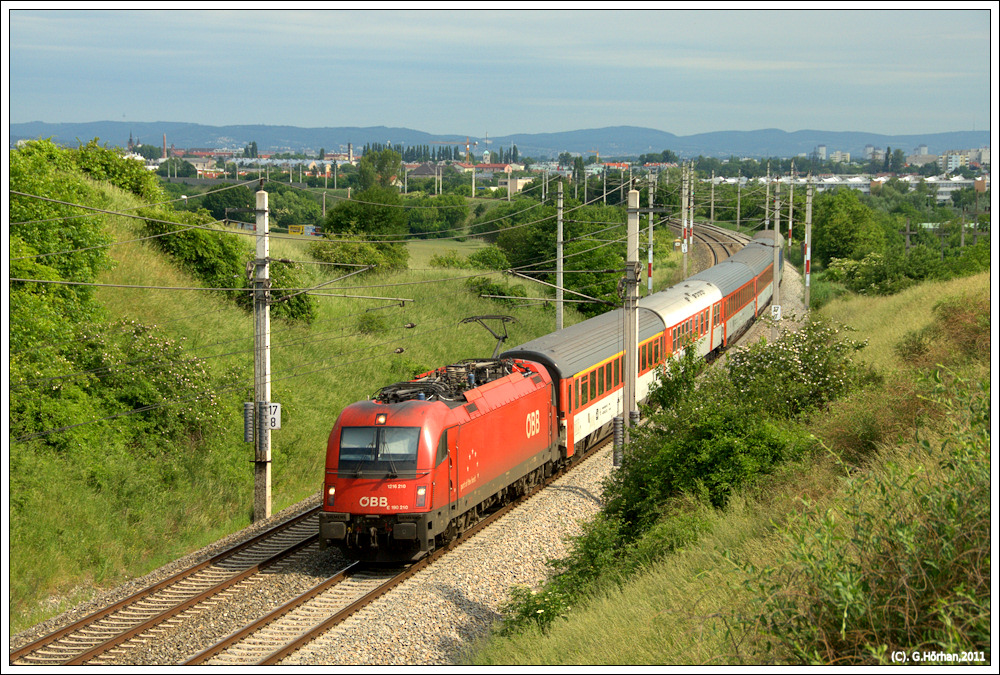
[6,6,996,137]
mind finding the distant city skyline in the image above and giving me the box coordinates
[5,7,995,138]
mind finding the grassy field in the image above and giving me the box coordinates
[467,271,991,665]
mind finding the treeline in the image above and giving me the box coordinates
[360,141,520,164]
[807,188,990,300]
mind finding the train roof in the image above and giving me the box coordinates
[502,231,782,381]
[502,305,665,381]
[640,278,721,327]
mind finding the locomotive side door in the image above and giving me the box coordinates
[445,425,459,511]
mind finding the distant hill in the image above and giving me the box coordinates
[9,120,990,160]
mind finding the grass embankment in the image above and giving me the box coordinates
[468,271,990,665]
[8,185,588,633]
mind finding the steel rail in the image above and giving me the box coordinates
[10,506,320,665]
[190,439,611,666]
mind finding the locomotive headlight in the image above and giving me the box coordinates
[326,485,336,506]
[375,413,387,425]
[416,485,426,507]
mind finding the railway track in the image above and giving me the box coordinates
[694,222,751,265]
[664,219,749,267]
[9,509,321,666]
[184,439,611,665]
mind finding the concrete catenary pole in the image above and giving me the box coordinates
[253,185,272,522]
[648,172,656,294]
[771,189,781,343]
[556,181,564,331]
[688,162,695,251]
[681,163,688,279]
[710,170,715,224]
[787,161,795,247]
[805,179,813,311]
[623,189,640,441]
[737,173,741,231]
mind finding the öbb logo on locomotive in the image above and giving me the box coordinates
[526,410,542,439]
[318,231,784,563]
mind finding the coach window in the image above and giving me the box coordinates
[589,370,597,401]
[613,356,620,386]
[597,366,605,396]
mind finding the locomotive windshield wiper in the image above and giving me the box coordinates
[355,440,378,477]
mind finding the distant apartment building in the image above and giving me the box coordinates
[939,151,967,172]
[498,177,533,194]
[829,150,850,163]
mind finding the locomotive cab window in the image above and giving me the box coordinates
[339,426,420,476]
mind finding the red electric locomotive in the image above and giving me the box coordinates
[319,354,559,562]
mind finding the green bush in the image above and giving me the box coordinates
[72,138,164,202]
[308,233,409,272]
[142,208,315,323]
[467,245,510,270]
[465,276,527,305]
[725,317,876,419]
[428,249,472,269]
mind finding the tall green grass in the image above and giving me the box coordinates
[817,272,988,373]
